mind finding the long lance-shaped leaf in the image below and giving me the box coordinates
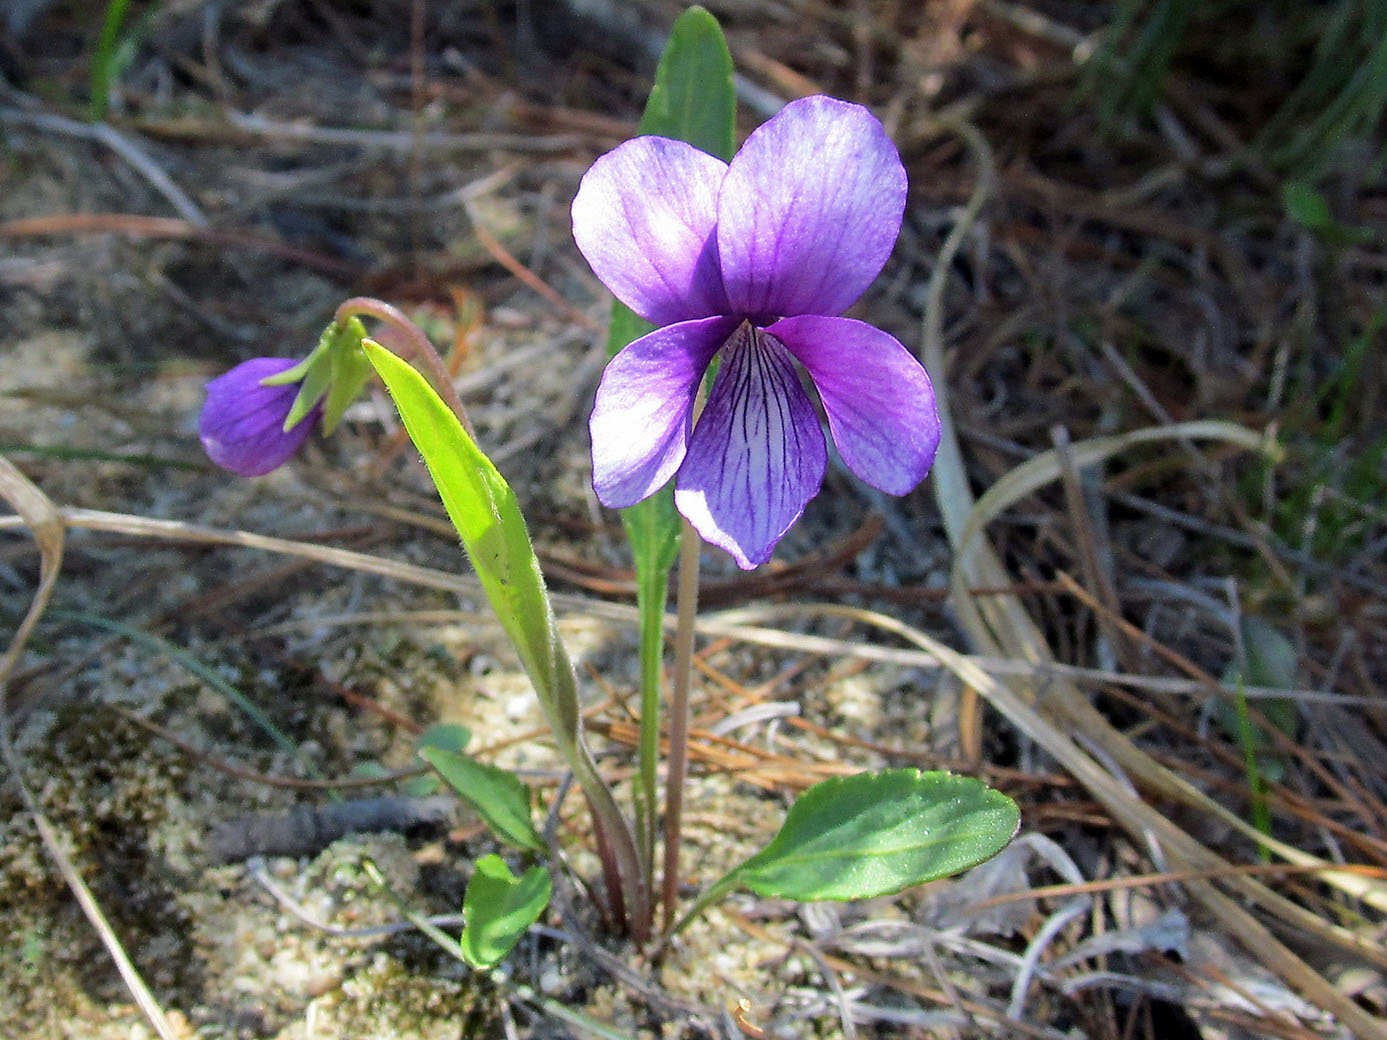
[612,2,736,878]
[363,341,648,936]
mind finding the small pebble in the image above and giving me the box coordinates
[306,968,343,997]
[539,967,566,995]
[490,306,531,328]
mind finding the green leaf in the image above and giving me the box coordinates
[406,723,472,795]
[605,302,655,362]
[402,773,439,798]
[362,342,560,708]
[609,4,736,879]
[1240,616,1298,699]
[1217,616,1298,785]
[420,746,544,853]
[607,1,733,578]
[672,771,1018,933]
[716,770,1016,911]
[1283,182,1332,229]
[365,339,645,927]
[460,855,552,970]
[1282,182,1376,247]
[415,722,473,755]
[89,0,134,122]
[639,6,736,161]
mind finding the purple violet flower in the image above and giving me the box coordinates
[574,95,941,569]
[200,357,321,476]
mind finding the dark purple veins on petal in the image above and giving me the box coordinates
[675,325,827,569]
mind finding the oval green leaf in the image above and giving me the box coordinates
[420,746,543,853]
[460,854,552,970]
[415,722,473,755]
[735,769,1020,902]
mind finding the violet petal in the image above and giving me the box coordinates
[716,96,907,319]
[200,357,318,477]
[675,325,826,569]
[572,136,730,326]
[590,316,735,508]
[769,315,939,494]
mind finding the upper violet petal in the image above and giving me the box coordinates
[590,316,735,508]
[675,326,826,569]
[716,96,907,319]
[572,136,730,325]
[769,315,939,494]
[200,357,319,477]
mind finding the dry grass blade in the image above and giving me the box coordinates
[0,456,181,1040]
[920,121,1387,1038]
[6,499,1379,1027]
[0,458,63,685]
[953,420,1387,911]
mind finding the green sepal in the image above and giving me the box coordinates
[259,346,321,387]
[420,746,544,853]
[322,316,371,433]
[266,316,370,432]
[283,354,332,431]
[459,855,552,970]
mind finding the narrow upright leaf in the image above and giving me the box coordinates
[420,746,543,853]
[606,2,736,602]
[460,855,552,970]
[639,5,737,161]
[608,2,737,876]
[363,341,557,704]
[1217,616,1298,784]
[365,340,647,931]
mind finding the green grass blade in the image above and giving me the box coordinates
[50,608,310,772]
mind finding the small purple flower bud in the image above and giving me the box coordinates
[200,357,320,476]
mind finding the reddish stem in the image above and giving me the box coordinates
[335,296,475,438]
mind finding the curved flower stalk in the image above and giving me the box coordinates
[200,358,322,476]
[575,95,941,568]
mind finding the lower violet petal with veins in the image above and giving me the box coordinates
[674,325,828,569]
